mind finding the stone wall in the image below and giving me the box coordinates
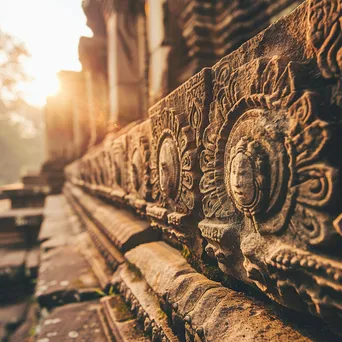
[62,0,342,337]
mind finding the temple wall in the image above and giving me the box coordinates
[42,0,342,339]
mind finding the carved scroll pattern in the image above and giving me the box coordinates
[127,121,151,203]
[199,55,342,322]
[308,0,342,106]
[308,0,342,79]
[150,107,198,216]
[201,56,337,245]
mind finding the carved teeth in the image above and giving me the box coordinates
[307,260,316,268]
[290,256,299,265]
[276,255,283,263]
[333,273,342,282]
[327,268,334,276]
[282,255,290,266]
[300,259,308,267]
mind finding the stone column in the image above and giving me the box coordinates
[79,37,109,147]
[102,0,147,126]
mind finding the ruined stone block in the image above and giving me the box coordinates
[125,119,152,215]
[147,68,212,255]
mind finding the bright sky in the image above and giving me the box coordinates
[0,0,92,107]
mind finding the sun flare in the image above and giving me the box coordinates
[0,0,92,108]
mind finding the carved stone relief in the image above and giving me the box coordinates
[126,120,152,214]
[308,0,342,106]
[64,0,342,333]
[110,134,129,203]
[147,69,211,251]
[200,55,342,327]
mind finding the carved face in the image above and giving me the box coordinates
[131,149,142,191]
[158,137,179,198]
[229,152,256,207]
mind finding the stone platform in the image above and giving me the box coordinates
[12,192,336,341]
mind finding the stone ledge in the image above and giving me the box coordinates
[64,183,159,253]
[124,241,319,341]
[65,186,125,271]
[112,264,178,341]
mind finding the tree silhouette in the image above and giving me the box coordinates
[0,31,44,185]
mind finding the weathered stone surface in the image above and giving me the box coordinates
[125,120,152,215]
[36,301,109,342]
[42,194,68,219]
[125,241,329,341]
[0,183,48,209]
[63,0,342,336]
[112,264,178,341]
[36,242,101,309]
[65,183,158,252]
[8,301,38,342]
[65,185,125,271]
[39,194,82,250]
[100,296,150,342]
[80,233,114,289]
[0,299,30,341]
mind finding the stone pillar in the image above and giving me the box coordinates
[147,0,189,105]
[103,0,147,126]
[81,0,109,146]
[79,37,109,147]
[45,94,73,162]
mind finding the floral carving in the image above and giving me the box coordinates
[200,56,338,246]
[199,56,341,321]
[308,0,342,79]
[150,107,198,216]
[308,0,342,107]
[110,135,128,201]
[126,120,151,211]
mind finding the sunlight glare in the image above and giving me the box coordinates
[0,0,92,107]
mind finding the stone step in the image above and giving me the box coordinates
[0,298,30,341]
[35,240,102,309]
[66,188,125,271]
[36,301,110,342]
[0,208,43,248]
[64,183,159,253]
